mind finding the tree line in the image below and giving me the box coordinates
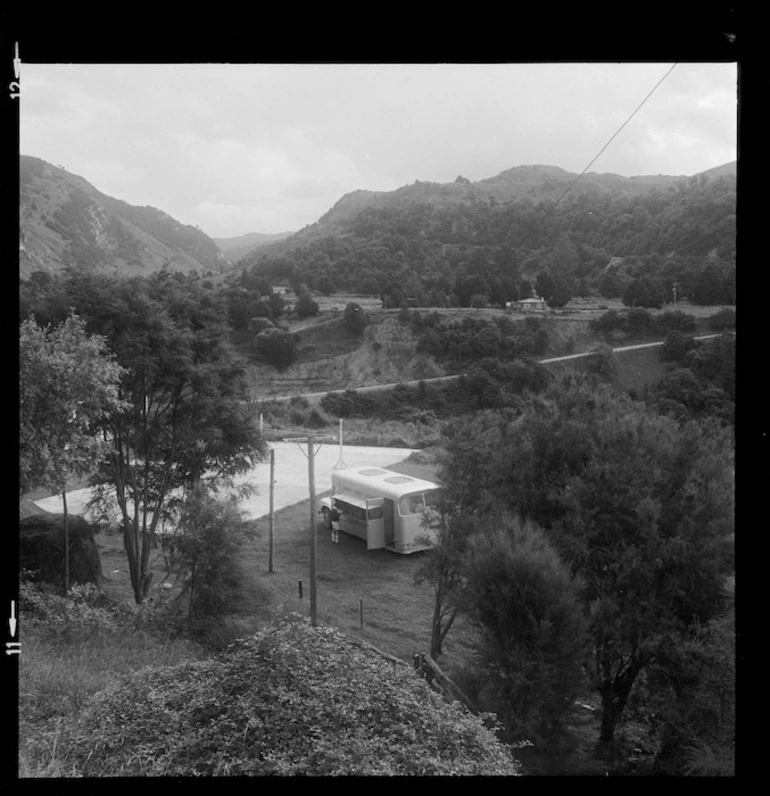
[417,373,734,773]
[241,173,735,310]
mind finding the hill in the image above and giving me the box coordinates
[240,161,736,310]
[214,230,294,264]
[19,156,228,280]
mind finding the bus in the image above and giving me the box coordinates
[319,466,443,554]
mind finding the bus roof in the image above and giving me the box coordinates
[331,466,440,498]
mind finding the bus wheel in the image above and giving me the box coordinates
[322,507,332,529]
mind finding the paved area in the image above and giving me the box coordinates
[33,442,417,523]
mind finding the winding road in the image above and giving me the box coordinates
[259,334,724,403]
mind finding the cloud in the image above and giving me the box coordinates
[20,62,737,237]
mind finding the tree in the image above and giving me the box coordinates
[598,271,623,299]
[20,313,125,591]
[461,517,589,745]
[175,487,251,620]
[295,291,320,318]
[437,377,734,747]
[254,327,298,370]
[622,278,663,309]
[343,302,368,335]
[74,273,268,604]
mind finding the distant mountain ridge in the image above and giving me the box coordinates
[249,161,737,260]
[19,156,228,280]
[214,231,294,264]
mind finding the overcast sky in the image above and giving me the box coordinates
[19,62,737,239]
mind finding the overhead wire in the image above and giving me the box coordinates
[509,63,680,259]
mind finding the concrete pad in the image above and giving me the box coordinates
[33,443,418,523]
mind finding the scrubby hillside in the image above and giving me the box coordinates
[19,156,227,279]
[54,617,521,776]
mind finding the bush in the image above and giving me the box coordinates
[294,292,319,319]
[343,302,369,335]
[247,316,275,335]
[19,580,117,641]
[175,490,253,620]
[58,618,522,776]
[253,327,298,370]
[585,343,619,380]
[661,330,696,363]
[654,310,697,334]
[708,308,736,331]
[461,519,589,747]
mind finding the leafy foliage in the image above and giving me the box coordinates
[435,376,734,745]
[30,271,269,604]
[253,326,298,370]
[343,301,369,334]
[239,170,734,312]
[19,313,125,496]
[416,314,548,367]
[294,291,320,318]
[174,489,252,619]
[460,518,590,745]
[651,333,735,425]
[57,618,522,776]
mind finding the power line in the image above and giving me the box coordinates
[511,63,679,259]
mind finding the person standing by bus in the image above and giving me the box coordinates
[330,504,341,544]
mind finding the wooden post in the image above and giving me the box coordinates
[309,435,317,626]
[359,599,364,628]
[298,580,303,599]
[268,447,275,573]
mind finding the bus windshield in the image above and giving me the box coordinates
[398,488,443,516]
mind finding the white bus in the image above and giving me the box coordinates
[319,466,443,554]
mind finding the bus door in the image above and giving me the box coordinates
[383,499,396,548]
[366,498,385,550]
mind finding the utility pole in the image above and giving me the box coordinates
[268,447,275,573]
[285,433,335,628]
[308,435,317,626]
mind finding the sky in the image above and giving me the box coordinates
[19,62,737,239]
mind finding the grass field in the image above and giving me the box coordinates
[92,452,465,663]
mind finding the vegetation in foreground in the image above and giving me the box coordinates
[18,267,735,777]
[20,586,521,777]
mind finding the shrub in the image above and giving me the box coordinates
[654,310,697,334]
[253,327,298,370]
[585,343,619,380]
[343,302,368,335]
[294,292,319,319]
[461,519,589,747]
[661,330,696,363]
[58,618,522,776]
[247,316,274,335]
[175,490,253,621]
[19,580,117,641]
[708,308,736,331]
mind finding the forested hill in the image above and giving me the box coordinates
[19,156,228,279]
[240,162,736,308]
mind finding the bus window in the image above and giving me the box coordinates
[335,500,367,523]
[398,494,426,515]
[367,505,384,520]
[423,488,443,509]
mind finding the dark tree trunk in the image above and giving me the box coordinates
[62,487,69,593]
[598,660,642,745]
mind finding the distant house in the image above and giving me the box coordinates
[509,295,547,312]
